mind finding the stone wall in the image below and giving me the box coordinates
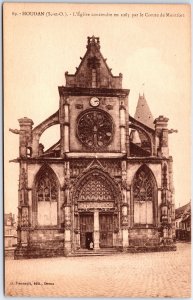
[129,228,159,246]
[15,229,64,259]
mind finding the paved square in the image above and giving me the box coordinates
[5,243,191,297]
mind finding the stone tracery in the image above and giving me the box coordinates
[133,168,154,202]
[79,177,113,202]
[77,109,113,150]
[36,170,58,202]
[73,168,121,206]
[133,165,157,225]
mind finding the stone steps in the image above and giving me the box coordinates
[71,248,120,257]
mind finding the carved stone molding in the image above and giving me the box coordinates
[21,206,29,227]
[19,167,28,190]
[70,159,122,178]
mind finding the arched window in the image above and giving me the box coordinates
[133,165,157,226]
[35,166,58,226]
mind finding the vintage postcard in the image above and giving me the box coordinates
[4,3,191,297]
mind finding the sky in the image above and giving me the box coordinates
[4,3,191,216]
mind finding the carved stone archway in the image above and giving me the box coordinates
[72,167,121,249]
[73,167,120,204]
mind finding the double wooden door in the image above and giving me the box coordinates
[80,213,114,248]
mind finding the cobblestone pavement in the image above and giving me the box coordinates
[5,243,191,297]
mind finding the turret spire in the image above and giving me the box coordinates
[134,94,154,129]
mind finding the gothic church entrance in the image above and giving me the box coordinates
[79,213,113,249]
[75,168,119,250]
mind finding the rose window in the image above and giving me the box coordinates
[77,109,113,150]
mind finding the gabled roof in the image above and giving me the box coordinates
[175,202,191,219]
[64,36,122,89]
[74,36,113,77]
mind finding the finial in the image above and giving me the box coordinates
[87,36,100,49]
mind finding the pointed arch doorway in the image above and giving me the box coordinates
[74,168,120,249]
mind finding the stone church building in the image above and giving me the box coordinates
[11,36,176,258]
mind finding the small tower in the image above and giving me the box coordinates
[134,93,154,129]
[18,117,33,157]
[154,115,169,158]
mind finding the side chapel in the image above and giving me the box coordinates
[11,36,176,258]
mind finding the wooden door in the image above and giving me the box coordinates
[80,214,94,249]
[99,214,113,248]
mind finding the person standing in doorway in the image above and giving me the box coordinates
[90,241,94,250]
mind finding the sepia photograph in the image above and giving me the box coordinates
[3,3,191,297]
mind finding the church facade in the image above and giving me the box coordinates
[12,36,176,258]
